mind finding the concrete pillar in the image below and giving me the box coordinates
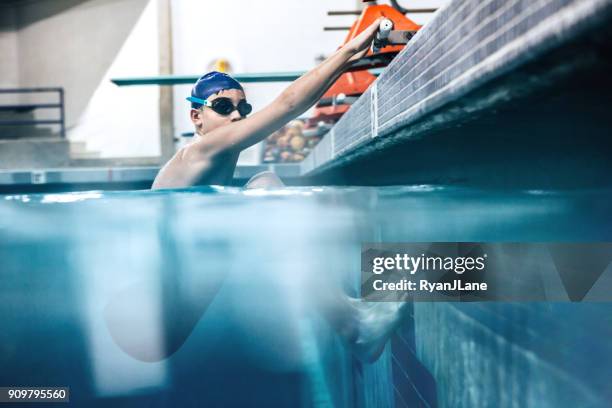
[158,0,174,162]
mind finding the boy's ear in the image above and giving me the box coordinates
[190,108,201,124]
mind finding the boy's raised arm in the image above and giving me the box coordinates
[184,17,384,162]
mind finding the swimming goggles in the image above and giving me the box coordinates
[187,96,253,117]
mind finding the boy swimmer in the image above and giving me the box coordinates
[152,18,384,189]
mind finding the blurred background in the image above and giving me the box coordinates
[0,0,445,169]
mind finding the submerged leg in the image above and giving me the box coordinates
[244,171,285,189]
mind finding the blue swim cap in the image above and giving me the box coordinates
[187,71,244,109]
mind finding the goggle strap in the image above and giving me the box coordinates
[186,96,208,105]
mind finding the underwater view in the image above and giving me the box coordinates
[1,186,611,406]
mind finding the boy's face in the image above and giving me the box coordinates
[191,88,247,135]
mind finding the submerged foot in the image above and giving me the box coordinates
[347,297,410,363]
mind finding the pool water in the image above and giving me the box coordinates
[1,186,611,407]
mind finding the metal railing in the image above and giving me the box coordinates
[0,87,65,138]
